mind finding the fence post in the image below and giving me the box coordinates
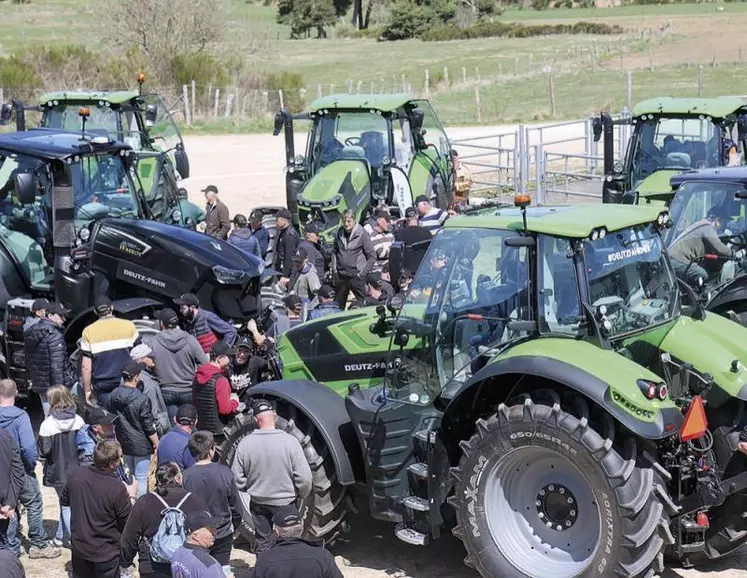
[698,65,703,97]
[191,81,196,123]
[225,93,234,118]
[474,86,482,123]
[346,79,353,92]
[356,80,363,94]
[182,85,191,125]
[317,83,322,99]
[207,84,213,117]
[278,90,284,110]
[648,47,654,71]
[462,66,467,84]
[213,89,220,117]
[626,71,633,111]
[401,74,406,93]
[443,66,450,88]
[475,67,480,83]
[424,69,430,96]
[0,88,4,108]
[548,70,556,117]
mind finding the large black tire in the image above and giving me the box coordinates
[218,407,348,545]
[448,398,671,578]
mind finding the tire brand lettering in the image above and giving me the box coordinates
[509,431,577,455]
[464,454,488,537]
[597,492,614,574]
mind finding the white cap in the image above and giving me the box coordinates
[130,343,153,360]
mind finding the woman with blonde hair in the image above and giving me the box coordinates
[37,385,85,547]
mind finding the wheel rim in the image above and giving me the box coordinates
[484,446,602,577]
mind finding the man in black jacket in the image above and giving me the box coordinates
[394,206,432,277]
[298,222,326,279]
[60,440,132,578]
[273,208,299,285]
[333,210,375,308]
[0,428,25,551]
[23,301,74,416]
[253,504,342,578]
[108,360,159,498]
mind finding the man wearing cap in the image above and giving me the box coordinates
[109,360,159,498]
[415,194,447,236]
[333,209,376,308]
[228,214,262,259]
[23,301,75,416]
[298,222,326,278]
[229,336,269,388]
[249,209,271,260]
[173,188,206,229]
[80,296,140,409]
[157,405,197,471]
[130,343,170,436]
[24,297,49,331]
[394,206,432,276]
[285,247,321,303]
[146,308,208,420]
[363,208,395,275]
[273,208,300,284]
[308,284,342,320]
[202,185,230,240]
[175,293,238,354]
[170,510,225,578]
[231,399,312,554]
[363,271,394,306]
[192,343,244,439]
[253,504,343,578]
[76,406,117,467]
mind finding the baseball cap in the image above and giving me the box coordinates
[233,214,248,228]
[31,298,50,313]
[185,510,218,534]
[272,504,302,528]
[121,359,144,380]
[276,208,292,221]
[365,271,382,287]
[176,404,198,425]
[210,342,236,358]
[47,302,71,317]
[174,293,199,307]
[252,398,275,416]
[250,209,263,221]
[374,208,391,221]
[155,308,179,327]
[88,406,116,426]
[130,343,152,360]
[405,206,417,219]
[304,222,320,234]
[283,294,302,312]
[94,295,113,316]
[201,185,218,194]
[237,335,253,350]
[292,247,308,262]
[414,194,429,205]
[317,284,335,299]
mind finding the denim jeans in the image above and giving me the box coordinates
[161,390,193,421]
[124,455,151,498]
[54,487,71,542]
[0,474,48,553]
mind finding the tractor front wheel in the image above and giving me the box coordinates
[449,398,669,578]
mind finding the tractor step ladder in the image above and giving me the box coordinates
[403,495,430,511]
[395,524,429,546]
[407,462,428,478]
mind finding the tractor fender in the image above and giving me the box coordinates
[246,380,358,486]
[707,280,747,317]
[441,355,683,442]
[64,297,165,347]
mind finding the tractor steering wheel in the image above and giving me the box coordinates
[344,137,362,147]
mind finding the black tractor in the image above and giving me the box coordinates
[0,128,265,399]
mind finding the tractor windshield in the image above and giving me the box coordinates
[310,111,391,171]
[388,227,532,404]
[629,116,727,186]
[73,154,142,226]
[665,180,747,285]
[43,104,147,151]
[583,224,677,338]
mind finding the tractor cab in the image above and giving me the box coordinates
[594,97,747,207]
[665,167,747,324]
[272,94,454,243]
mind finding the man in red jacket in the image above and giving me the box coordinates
[192,343,245,440]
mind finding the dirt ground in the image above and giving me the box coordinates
[17,128,747,577]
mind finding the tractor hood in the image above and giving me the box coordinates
[659,314,747,401]
[634,170,680,206]
[298,160,371,242]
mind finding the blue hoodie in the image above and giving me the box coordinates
[0,405,37,474]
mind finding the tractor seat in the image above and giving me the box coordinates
[665,152,691,168]
[341,146,366,160]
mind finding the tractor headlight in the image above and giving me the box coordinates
[78,227,90,242]
[171,208,182,223]
[212,265,253,285]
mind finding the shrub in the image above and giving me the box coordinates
[171,53,229,91]
[266,71,306,112]
[420,20,622,41]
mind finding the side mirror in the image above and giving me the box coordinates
[272,111,286,137]
[171,208,183,224]
[410,110,424,133]
[504,236,535,247]
[13,172,36,205]
[174,147,190,179]
[145,104,157,128]
[389,241,405,287]
[0,104,11,126]
[592,116,603,143]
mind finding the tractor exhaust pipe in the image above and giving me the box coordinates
[0,99,26,131]
[273,109,295,167]
[593,112,625,204]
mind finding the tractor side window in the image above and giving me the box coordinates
[394,113,415,171]
[538,236,581,334]
[412,100,449,157]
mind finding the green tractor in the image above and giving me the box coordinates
[0,75,198,228]
[593,97,747,207]
[220,198,747,576]
[270,94,455,243]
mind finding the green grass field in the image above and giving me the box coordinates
[1,0,746,132]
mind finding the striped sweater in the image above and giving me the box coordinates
[80,316,140,393]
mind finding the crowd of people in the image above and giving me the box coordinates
[0,172,472,577]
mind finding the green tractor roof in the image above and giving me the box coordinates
[38,91,140,106]
[309,93,413,113]
[632,96,747,119]
[448,205,664,237]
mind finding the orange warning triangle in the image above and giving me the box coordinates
[680,395,708,442]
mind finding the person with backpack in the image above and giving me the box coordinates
[120,462,209,578]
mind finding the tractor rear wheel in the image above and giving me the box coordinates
[218,407,348,545]
[449,398,670,578]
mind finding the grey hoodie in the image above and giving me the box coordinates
[146,328,208,394]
